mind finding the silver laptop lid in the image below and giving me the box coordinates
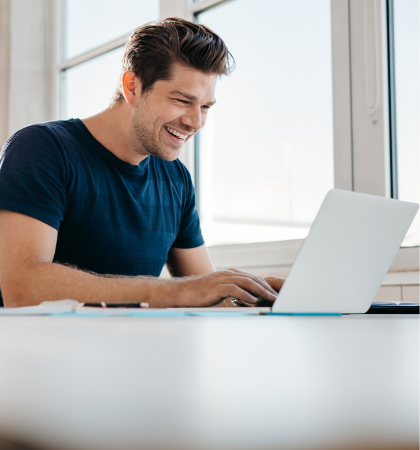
[272,189,418,314]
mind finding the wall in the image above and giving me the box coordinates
[0,0,50,147]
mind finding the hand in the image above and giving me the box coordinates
[231,276,285,307]
[170,268,279,308]
[256,276,285,305]
[264,277,285,295]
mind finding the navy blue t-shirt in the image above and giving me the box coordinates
[0,119,204,277]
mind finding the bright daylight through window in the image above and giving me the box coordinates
[393,0,419,247]
[64,47,124,119]
[61,0,158,119]
[197,0,334,246]
[60,0,418,249]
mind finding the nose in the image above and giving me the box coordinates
[181,105,203,131]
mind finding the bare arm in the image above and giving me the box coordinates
[0,211,278,307]
[166,245,233,307]
[0,210,172,307]
[166,246,285,307]
[166,245,215,277]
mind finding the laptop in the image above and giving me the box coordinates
[169,189,418,315]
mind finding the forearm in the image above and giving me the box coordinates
[2,262,177,307]
[1,261,280,308]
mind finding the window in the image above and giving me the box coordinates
[57,0,419,255]
[62,47,124,120]
[60,0,159,119]
[63,0,158,60]
[392,0,419,247]
[197,0,334,246]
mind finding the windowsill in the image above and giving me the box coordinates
[207,240,419,277]
[162,241,419,301]
[382,271,419,286]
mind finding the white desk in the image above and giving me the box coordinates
[0,315,418,450]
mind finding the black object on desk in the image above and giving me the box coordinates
[365,302,419,314]
[79,302,149,308]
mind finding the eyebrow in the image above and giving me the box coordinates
[170,90,216,106]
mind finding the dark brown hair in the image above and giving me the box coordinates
[113,17,235,102]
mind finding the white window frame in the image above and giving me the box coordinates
[0,0,10,148]
[49,0,417,272]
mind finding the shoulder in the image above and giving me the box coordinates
[2,120,76,154]
[2,123,63,164]
[4,119,79,142]
[1,119,86,165]
[3,123,56,147]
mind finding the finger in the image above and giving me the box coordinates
[224,269,278,296]
[227,297,241,307]
[229,297,243,307]
[264,277,285,293]
[219,284,259,305]
[231,295,274,308]
[231,297,254,307]
[227,276,277,302]
[234,296,275,307]
[232,275,277,300]
[239,299,259,307]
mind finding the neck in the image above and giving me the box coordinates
[82,102,149,166]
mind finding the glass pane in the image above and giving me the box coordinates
[63,0,159,59]
[394,0,419,247]
[197,0,334,246]
[62,46,125,119]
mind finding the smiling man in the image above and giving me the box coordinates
[0,18,283,307]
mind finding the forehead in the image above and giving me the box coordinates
[156,64,217,101]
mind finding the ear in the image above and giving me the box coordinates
[122,71,142,106]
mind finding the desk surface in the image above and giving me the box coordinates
[0,315,418,450]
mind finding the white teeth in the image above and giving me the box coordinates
[166,127,187,140]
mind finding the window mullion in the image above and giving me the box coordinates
[348,0,391,197]
[331,0,354,191]
[159,0,196,177]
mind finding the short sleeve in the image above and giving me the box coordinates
[0,126,67,230]
[172,167,204,249]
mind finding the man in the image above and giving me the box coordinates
[0,18,283,308]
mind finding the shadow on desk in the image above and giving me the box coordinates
[0,434,418,450]
[0,434,45,450]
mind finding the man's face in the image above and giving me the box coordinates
[130,64,217,161]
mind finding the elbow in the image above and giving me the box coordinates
[1,279,38,307]
[0,261,51,307]
[1,283,26,307]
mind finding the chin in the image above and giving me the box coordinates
[152,147,180,161]
[166,151,181,161]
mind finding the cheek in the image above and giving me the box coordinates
[165,102,190,123]
[201,112,209,127]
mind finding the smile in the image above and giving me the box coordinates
[164,126,188,141]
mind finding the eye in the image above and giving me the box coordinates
[202,105,211,110]
[176,98,189,104]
